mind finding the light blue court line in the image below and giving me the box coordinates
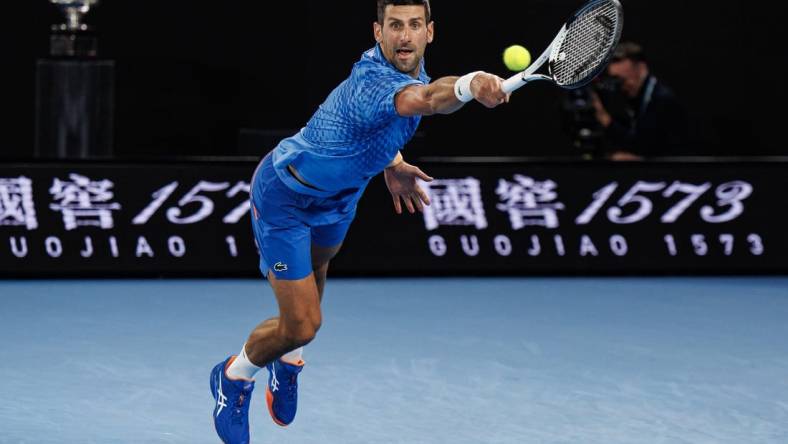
[1,278,787,444]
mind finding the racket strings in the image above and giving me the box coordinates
[552,1,621,87]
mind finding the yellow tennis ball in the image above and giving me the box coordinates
[503,45,531,71]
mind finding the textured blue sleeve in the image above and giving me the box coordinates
[359,66,424,121]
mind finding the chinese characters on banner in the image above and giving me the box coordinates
[49,174,122,230]
[0,177,38,230]
[2,172,252,262]
[420,175,764,259]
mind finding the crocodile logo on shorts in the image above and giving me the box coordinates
[274,262,288,272]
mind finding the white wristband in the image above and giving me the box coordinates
[454,71,483,103]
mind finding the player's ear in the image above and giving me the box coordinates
[374,22,383,43]
[426,21,434,44]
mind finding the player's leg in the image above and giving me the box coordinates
[211,152,316,440]
[213,279,319,435]
[244,272,322,367]
[310,213,354,301]
[248,242,344,364]
[311,242,343,301]
[248,244,340,375]
[254,241,343,427]
[212,245,317,437]
[240,151,322,367]
[241,222,344,367]
[241,218,319,427]
[254,224,349,426]
[254,273,321,427]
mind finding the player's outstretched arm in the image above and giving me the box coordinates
[395,72,510,117]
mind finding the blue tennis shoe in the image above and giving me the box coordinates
[265,358,304,426]
[211,356,255,444]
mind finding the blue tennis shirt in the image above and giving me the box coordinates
[271,44,431,197]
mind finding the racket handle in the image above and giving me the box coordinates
[502,74,527,94]
[502,73,552,94]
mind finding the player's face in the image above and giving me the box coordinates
[374,5,434,77]
[608,59,647,98]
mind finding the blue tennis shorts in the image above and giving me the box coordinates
[249,153,365,280]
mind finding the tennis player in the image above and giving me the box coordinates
[211,1,509,442]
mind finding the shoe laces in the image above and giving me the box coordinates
[285,375,298,401]
[231,387,252,425]
[273,362,299,401]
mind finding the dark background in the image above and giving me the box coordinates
[4,1,785,160]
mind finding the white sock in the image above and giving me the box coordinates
[226,343,262,381]
[281,347,304,365]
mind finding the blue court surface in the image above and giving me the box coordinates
[1,277,787,444]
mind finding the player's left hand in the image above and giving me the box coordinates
[384,161,433,214]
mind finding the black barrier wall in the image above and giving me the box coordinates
[5,1,787,159]
[0,160,786,277]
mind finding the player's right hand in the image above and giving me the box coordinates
[470,73,510,108]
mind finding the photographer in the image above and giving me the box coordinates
[590,42,689,161]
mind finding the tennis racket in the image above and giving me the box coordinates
[501,0,624,93]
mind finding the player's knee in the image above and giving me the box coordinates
[282,318,321,348]
[287,328,316,348]
[311,316,322,336]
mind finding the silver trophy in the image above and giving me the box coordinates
[50,0,100,31]
[48,0,101,56]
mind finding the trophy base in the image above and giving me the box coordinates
[50,26,98,58]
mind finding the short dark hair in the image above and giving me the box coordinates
[377,0,431,24]
[611,41,648,64]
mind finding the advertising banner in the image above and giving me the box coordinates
[1,160,785,277]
